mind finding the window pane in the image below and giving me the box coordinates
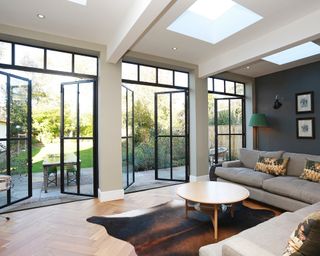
[207,78,213,91]
[10,140,29,202]
[217,99,229,134]
[174,71,188,87]
[214,78,224,92]
[121,87,127,137]
[172,93,185,135]
[15,44,44,68]
[0,75,7,139]
[231,135,242,160]
[74,54,97,75]
[158,69,173,85]
[158,137,170,179]
[157,94,170,136]
[63,84,77,137]
[0,41,12,64]
[172,137,185,180]
[10,77,29,139]
[226,81,235,94]
[230,99,243,133]
[80,139,94,195]
[217,135,230,161]
[79,82,93,137]
[140,65,156,83]
[122,63,138,80]
[236,83,245,95]
[47,50,72,72]
[122,138,128,188]
[63,140,77,193]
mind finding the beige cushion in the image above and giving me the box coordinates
[239,148,284,169]
[283,152,320,177]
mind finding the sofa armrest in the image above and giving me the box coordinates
[222,237,275,256]
[222,160,243,168]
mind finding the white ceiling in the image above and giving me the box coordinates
[1,0,320,77]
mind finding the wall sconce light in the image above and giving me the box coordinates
[273,95,282,109]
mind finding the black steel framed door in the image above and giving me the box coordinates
[0,71,32,209]
[121,85,135,189]
[214,97,246,163]
[60,79,97,196]
[155,90,189,182]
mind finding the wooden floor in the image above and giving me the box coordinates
[0,184,282,256]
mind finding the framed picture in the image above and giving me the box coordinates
[296,118,315,139]
[296,91,314,114]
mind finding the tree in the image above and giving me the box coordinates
[133,100,153,145]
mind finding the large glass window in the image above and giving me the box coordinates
[0,40,98,77]
[208,78,246,165]
[122,62,189,88]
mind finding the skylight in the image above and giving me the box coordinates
[262,42,320,65]
[167,0,262,44]
[68,0,87,6]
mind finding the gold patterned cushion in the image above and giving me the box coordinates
[254,156,289,176]
[300,159,320,182]
[283,211,320,256]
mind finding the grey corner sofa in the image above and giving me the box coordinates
[214,148,320,212]
[199,148,320,256]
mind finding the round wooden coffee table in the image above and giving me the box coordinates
[177,181,249,240]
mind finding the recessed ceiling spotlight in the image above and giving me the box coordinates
[246,66,250,69]
[172,47,178,51]
[37,14,45,19]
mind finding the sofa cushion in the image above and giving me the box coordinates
[283,212,320,256]
[283,152,320,177]
[239,148,261,169]
[255,156,289,176]
[262,176,320,204]
[300,159,320,182]
[215,167,274,188]
[239,148,284,169]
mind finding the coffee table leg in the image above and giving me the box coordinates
[185,200,188,218]
[210,204,219,240]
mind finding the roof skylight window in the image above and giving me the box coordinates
[167,0,262,44]
[262,42,320,65]
[68,0,87,6]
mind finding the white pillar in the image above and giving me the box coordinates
[98,53,123,201]
[189,69,209,182]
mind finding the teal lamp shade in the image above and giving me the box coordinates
[249,113,268,127]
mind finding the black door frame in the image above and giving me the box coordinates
[121,85,135,189]
[154,90,189,182]
[214,97,246,163]
[0,70,32,209]
[60,79,98,197]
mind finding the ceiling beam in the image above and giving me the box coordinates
[198,8,320,78]
[106,0,173,63]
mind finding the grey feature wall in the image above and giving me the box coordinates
[256,61,320,155]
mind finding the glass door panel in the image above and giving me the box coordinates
[214,98,245,164]
[121,85,135,189]
[155,91,188,182]
[61,80,96,196]
[0,71,32,209]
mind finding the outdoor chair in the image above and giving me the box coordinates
[66,164,77,186]
[47,166,58,187]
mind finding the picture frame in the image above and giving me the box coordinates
[296,118,315,139]
[296,91,314,114]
